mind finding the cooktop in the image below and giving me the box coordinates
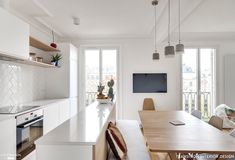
[0,105,40,114]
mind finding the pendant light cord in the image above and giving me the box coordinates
[178,0,181,44]
[154,3,157,51]
[52,30,55,43]
[168,0,170,46]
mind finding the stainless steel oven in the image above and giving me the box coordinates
[16,109,43,160]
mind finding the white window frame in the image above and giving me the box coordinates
[181,47,217,117]
[79,46,120,112]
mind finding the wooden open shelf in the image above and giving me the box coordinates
[30,36,60,52]
[18,60,58,68]
[0,52,58,68]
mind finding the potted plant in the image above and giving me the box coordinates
[97,83,105,99]
[51,54,62,66]
[107,79,114,101]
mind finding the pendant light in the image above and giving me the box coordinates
[176,0,184,53]
[165,0,175,57]
[50,30,57,48]
[152,0,159,60]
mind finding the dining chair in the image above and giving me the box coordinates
[196,116,223,160]
[143,98,155,110]
[208,116,223,130]
[230,129,235,138]
[191,110,202,119]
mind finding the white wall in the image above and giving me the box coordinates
[74,38,182,120]
[215,42,235,107]
[74,38,235,120]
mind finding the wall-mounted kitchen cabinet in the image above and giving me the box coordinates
[0,7,29,59]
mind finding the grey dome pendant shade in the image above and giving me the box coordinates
[175,0,184,54]
[165,0,175,57]
[152,0,160,60]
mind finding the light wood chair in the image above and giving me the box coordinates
[208,116,223,130]
[140,98,155,133]
[143,98,155,110]
[195,115,223,160]
[150,152,171,160]
[191,110,202,119]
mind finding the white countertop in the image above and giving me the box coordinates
[0,98,68,121]
[23,98,67,108]
[36,101,115,145]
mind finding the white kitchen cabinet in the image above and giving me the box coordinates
[43,103,60,135]
[70,98,78,117]
[0,118,16,159]
[59,99,70,124]
[45,43,78,100]
[45,43,78,121]
[43,99,72,135]
[0,7,29,59]
[69,45,78,98]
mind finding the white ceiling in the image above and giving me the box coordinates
[9,0,235,40]
[181,0,235,33]
[10,0,164,39]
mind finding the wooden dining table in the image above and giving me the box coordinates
[139,111,235,156]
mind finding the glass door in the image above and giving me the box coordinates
[85,49,100,106]
[182,49,198,113]
[182,48,215,119]
[199,49,216,118]
[84,48,117,106]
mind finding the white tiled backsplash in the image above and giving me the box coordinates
[0,60,46,107]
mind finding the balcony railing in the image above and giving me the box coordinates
[86,91,212,118]
[86,91,111,106]
[85,92,97,106]
[182,92,212,118]
[85,91,116,106]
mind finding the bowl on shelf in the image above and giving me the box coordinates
[96,98,111,104]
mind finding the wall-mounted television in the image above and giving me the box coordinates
[133,73,167,93]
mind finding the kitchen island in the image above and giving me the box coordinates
[35,101,116,160]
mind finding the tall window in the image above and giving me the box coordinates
[182,48,216,120]
[84,48,117,106]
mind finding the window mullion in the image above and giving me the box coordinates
[197,48,201,111]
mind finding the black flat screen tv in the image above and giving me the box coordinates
[133,73,167,93]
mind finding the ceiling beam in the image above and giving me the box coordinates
[155,0,206,43]
[32,0,53,17]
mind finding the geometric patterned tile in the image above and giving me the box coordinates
[0,60,46,107]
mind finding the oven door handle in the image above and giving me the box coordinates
[20,117,43,128]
